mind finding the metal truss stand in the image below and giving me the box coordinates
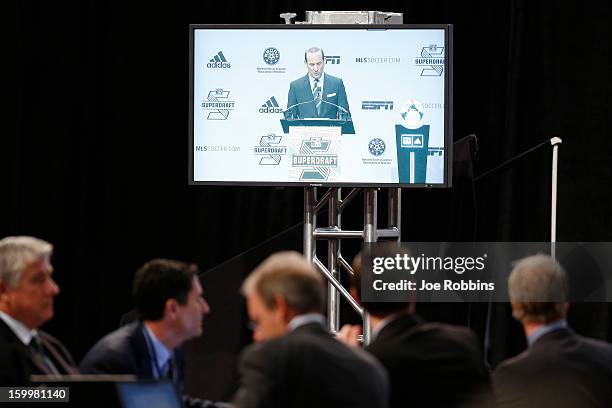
[303,188,401,343]
[282,10,404,343]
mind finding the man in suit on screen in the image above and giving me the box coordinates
[286,46,351,120]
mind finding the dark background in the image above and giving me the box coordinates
[4,0,612,401]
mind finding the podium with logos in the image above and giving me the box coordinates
[280,118,355,135]
[279,118,354,183]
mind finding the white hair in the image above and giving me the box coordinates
[0,236,53,288]
[508,254,568,323]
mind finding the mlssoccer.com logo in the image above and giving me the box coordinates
[263,47,280,66]
[201,89,235,120]
[325,55,341,65]
[400,99,425,129]
[355,56,401,64]
[207,51,231,69]
[415,45,444,76]
[368,138,386,156]
[259,96,283,114]
[362,101,394,110]
[254,134,287,165]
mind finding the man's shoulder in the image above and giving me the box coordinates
[325,73,342,82]
[494,349,531,376]
[578,334,612,354]
[496,330,612,375]
[289,74,309,88]
[290,325,386,372]
[79,321,143,374]
[370,318,479,352]
[324,73,343,85]
[0,319,20,344]
[0,320,27,357]
[87,321,141,355]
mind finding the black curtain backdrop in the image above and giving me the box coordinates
[4,0,612,400]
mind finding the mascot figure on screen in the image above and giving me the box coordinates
[395,99,430,184]
[286,46,351,120]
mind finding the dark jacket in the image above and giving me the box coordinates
[0,318,77,386]
[233,322,388,408]
[287,74,350,119]
[494,328,612,408]
[367,313,492,408]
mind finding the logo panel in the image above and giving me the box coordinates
[207,51,231,69]
[253,134,287,165]
[201,89,235,120]
[415,45,445,76]
[362,101,394,110]
[355,56,401,64]
[325,55,341,65]
[259,96,283,114]
[258,47,286,74]
[289,137,339,181]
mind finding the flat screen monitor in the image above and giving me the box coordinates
[189,24,453,187]
[116,382,182,408]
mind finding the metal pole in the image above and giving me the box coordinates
[364,189,378,242]
[362,189,378,344]
[550,137,562,259]
[327,189,340,333]
[389,188,401,243]
[304,188,316,262]
[313,258,363,315]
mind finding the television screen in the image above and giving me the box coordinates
[116,382,182,408]
[189,24,453,187]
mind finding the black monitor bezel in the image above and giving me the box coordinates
[188,24,453,188]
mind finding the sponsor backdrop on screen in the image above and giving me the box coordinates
[190,26,451,186]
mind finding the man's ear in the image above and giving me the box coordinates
[510,301,525,322]
[273,294,290,320]
[164,298,179,318]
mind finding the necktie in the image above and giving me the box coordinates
[29,336,60,375]
[161,357,178,385]
[313,79,322,116]
[161,358,171,379]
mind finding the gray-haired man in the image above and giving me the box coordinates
[494,254,612,408]
[232,251,388,408]
[0,236,77,385]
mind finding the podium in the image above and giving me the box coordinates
[279,118,354,183]
[280,118,355,135]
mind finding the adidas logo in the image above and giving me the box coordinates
[207,51,231,68]
[259,96,283,113]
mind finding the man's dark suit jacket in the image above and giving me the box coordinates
[233,322,388,408]
[80,320,183,379]
[0,318,78,385]
[494,328,612,408]
[79,321,225,408]
[287,74,350,119]
[366,313,492,408]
